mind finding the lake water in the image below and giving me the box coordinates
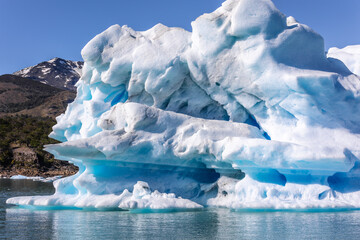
[1,179,360,239]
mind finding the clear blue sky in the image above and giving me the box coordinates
[0,0,359,75]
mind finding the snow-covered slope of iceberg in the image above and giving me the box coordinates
[327,45,360,76]
[8,0,360,210]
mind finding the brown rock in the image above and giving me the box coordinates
[12,146,39,165]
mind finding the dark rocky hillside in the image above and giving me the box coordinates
[0,74,76,118]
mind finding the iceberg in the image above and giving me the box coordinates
[7,0,360,210]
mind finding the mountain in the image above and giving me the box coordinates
[0,74,75,118]
[13,57,83,91]
[0,74,78,177]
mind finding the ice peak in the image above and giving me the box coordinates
[286,16,299,26]
[229,0,286,38]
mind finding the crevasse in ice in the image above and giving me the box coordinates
[7,0,360,210]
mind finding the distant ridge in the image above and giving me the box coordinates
[13,57,83,91]
[0,74,75,118]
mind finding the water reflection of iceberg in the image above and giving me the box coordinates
[5,208,360,239]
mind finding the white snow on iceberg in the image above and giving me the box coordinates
[327,45,360,76]
[7,0,360,210]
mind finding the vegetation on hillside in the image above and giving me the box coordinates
[0,115,59,167]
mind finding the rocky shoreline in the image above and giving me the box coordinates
[0,160,78,179]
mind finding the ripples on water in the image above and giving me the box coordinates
[1,179,360,239]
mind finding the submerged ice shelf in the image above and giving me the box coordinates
[7,0,360,210]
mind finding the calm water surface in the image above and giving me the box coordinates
[1,179,360,239]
